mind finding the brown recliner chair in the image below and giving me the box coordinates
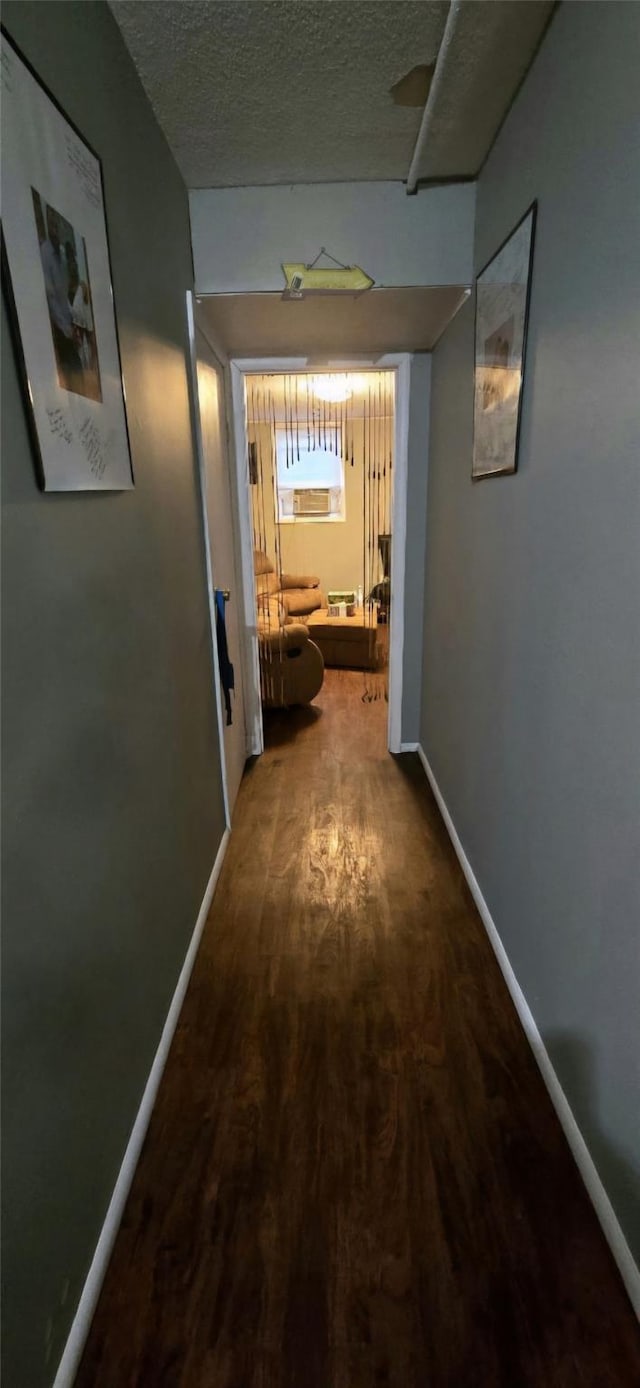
[254,551,325,708]
[258,612,324,709]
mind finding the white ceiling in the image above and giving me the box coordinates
[196,287,469,357]
[111,1,448,186]
[110,0,555,188]
[410,0,556,184]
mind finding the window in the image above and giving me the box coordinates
[275,429,345,523]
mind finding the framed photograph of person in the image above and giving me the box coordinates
[1,29,133,491]
[472,202,537,480]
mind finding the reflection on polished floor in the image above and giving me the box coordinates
[78,670,640,1387]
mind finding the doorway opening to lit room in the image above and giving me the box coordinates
[231,359,409,757]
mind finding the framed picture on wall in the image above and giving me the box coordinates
[472,202,537,480]
[1,29,133,491]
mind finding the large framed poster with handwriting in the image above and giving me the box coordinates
[1,29,133,491]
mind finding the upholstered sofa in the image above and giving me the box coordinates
[254,549,325,619]
[254,550,325,708]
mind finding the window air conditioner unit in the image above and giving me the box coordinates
[293,488,331,516]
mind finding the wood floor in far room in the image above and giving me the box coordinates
[77,669,640,1387]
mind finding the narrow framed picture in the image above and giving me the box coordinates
[472,202,537,480]
[1,28,134,491]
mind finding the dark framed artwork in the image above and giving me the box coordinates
[1,29,133,490]
[472,202,537,480]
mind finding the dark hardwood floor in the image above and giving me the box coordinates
[77,669,640,1387]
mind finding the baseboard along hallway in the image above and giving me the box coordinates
[76,669,640,1387]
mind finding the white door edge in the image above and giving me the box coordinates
[185,289,231,828]
[230,361,264,757]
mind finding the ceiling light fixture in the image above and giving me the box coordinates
[313,374,353,403]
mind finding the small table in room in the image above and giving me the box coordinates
[306,607,378,671]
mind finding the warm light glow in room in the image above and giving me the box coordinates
[312,374,353,403]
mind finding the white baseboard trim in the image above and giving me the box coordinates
[415,744,640,1318]
[399,741,419,753]
[52,828,231,1388]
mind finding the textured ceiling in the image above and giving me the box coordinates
[110,1,449,186]
[196,287,469,357]
[409,0,555,183]
[111,0,555,187]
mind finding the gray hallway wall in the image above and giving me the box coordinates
[1,4,226,1384]
[421,1,640,1265]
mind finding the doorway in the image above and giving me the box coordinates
[230,357,410,755]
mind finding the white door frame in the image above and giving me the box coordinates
[185,289,231,828]
[230,353,411,756]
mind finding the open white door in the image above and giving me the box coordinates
[192,321,247,815]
